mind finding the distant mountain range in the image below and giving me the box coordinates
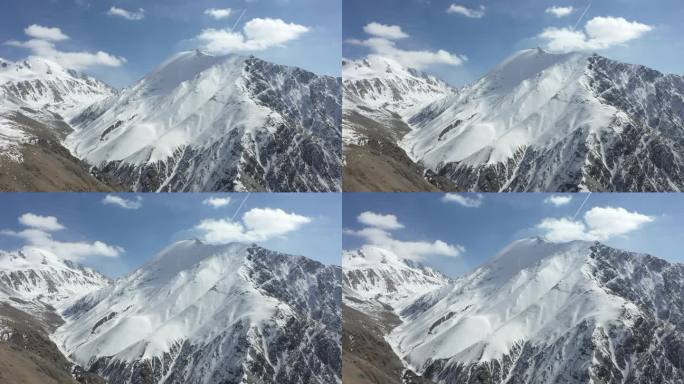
[0,52,341,192]
[0,241,341,384]
[343,49,684,192]
[343,238,684,384]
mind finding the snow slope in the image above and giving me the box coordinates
[402,48,684,191]
[0,57,113,163]
[67,50,342,192]
[342,55,454,146]
[343,245,450,311]
[0,247,110,310]
[55,240,341,384]
[388,238,684,383]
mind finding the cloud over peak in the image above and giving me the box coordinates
[196,207,312,244]
[537,206,654,242]
[540,16,652,52]
[196,17,309,53]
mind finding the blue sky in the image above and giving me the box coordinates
[343,0,684,86]
[0,193,341,278]
[343,193,684,277]
[1,0,341,87]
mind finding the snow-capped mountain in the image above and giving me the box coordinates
[342,55,454,146]
[343,246,450,310]
[0,56,113,118]
[0,247,109,312]
[0,247,111,383]
[67,50,342,192]
[342,56,456,191]
[402,48,684,192]
[388,237,684,384]
[54,240,341,384]
[0,57,114,165]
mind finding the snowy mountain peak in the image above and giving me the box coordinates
[0,56,114,118]
[389,240,684,383]
[54,242,341,383]
[0,247,110,309]
[343,246,450,310]
[66,51,342,192]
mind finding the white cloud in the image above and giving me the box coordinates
[447,4,486,18]
[102,195,142,209]
[196,17,309,53]
[18,213,64,231]
[204,8,232,20]
[25,25,69,41]
[544,195,572,207]
[203,197,231,208]
[2,213,123,261]
[357,211,404,230]
[545,6,574,18]
[539,16,652,52]
[6,25,126,70]
[442,193,483,207]
[537,206,654,242]
[107,6,145,21]
[346,36,465,69]
[345,226,464,261]
[363,22,408,40]
[196,207,312,244]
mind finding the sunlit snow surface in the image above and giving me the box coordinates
[401,49,617,168]
[387,238,625,368]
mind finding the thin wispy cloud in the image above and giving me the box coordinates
[5,24,125,70]
[357,211,404,230]
[102,195,142,210]
[447,4,486,18]
[24,24,68,41]
[545,6,575,18]
[205,8,232,20]
[203,197,231,208]
[544,195,573,207]
[346,22,465,69]
[1,213,123,260]
[442,193,483,208]
[108,6,145,21]
[363,22,408,39]
[346,211,464,261]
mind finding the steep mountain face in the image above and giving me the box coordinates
[342,56,456,192]
[388,238,684,384]
[0,57,118,191]
[343,246,450,310]
[342,246,449,384]
[0,247,110,384]
[67,50,342,192]
[54,241,341,384]
[402,48,684,192]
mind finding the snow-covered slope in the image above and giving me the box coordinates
[0,57,113,118]
[0,247,110,310]
[388,238,684,383]
[343,245,450,311]
[402,48,684,192]
[342,55,454,146]
[67,50,342,192]
[55,240,341,384]
[0,57,113,164]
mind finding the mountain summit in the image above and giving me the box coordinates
[54,241,341,384]
[401,49,684,191]
[388,238,684,383]
[66,51,342,192]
